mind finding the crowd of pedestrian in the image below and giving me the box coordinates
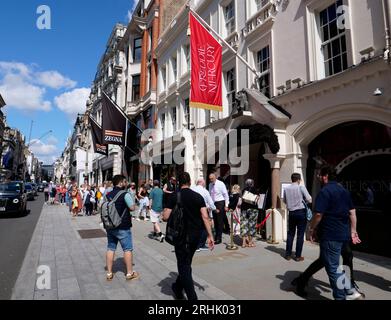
[53,163,363,301]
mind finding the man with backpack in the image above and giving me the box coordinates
[102,175,139,282]
[163,172,214,300]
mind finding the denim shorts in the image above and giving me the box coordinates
[107,229,133,252]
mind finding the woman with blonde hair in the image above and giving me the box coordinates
[228,185,242,236]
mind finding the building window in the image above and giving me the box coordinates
[184,99,190,129]
[255,0,269,11]
[319,0,347,76]
[132,75,140,101]
[133,38,142,62]
[224,2,235,35]
[161,65,167,91]
[184,44,191,72]
[148,27,153,52]
[171,55,177,82]
[257,46,270,98]
[161,113,166,139]
[172,107,177,131]
[226,68,236,112]
[147,65,151,93]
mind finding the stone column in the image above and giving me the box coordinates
[263,154,285,243]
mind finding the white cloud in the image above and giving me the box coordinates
[54,88,90,118]
[36,71,77,89]
[0,61,79,112]
[46,136,59,145]
[0,73,51,111]
[29,139,59,164]
[127,1,138,22]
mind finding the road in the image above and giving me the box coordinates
[0,193,44,300]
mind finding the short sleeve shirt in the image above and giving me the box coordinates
[166,188,206,242]
[315,182,354,241]
[149,187,163,212]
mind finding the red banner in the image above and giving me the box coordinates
[190,13,222,112]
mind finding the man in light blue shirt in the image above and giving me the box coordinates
[283,173,312,261]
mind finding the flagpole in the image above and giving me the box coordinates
[187,6,260,79]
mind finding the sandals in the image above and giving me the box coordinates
[126,271,140,281]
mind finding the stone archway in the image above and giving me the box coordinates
[303,119,391,257]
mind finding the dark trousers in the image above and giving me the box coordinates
[300,241,356,285]
[286,209,307,258]
[213,201,225,241]
[174,240,199,300]
[85,203,93,216]
[44,192,49,202]
[198,229,207,249]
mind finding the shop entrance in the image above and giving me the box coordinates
[307,121,391,257]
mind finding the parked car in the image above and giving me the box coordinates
[0,182,27,215]
[24,184,35,201]
[30,183,38,196]
[37,183,46,192]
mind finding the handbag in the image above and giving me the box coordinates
[242,191,259,205]
[303,201,313,221]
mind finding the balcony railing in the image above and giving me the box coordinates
[242,2,276,38]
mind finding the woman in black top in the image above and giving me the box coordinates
[241,179,259,248]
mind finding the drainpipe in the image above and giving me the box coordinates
[382,0,391,62]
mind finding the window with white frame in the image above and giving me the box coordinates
[257,46,271,98]
[184,99,190,129]
[160,65,167,91]
[255,0,269,11]
[184,44,191,72]
[224,2,235,36]
[319,0,348,77]
[226,68,236,112]
[171,54,177,83]
[161,113,166,139]
[172,107,177,132]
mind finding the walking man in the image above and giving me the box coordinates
[163,172,214,300]
[308,165,356,300]
[192,178,216,251]
[149,180,165,242]
[284,173,312,261]
[209,172,229,244]
[105,175,139,282]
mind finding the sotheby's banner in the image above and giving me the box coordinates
[189,13,222,112]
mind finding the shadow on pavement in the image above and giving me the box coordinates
[157,272,206,299]
[264,245,287,259]
[276,271,331,300]
[355,270,391,292]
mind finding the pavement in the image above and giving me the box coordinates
[11,204,391,300]
[0,193,44,300]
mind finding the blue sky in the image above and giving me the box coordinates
[0,0,136,163]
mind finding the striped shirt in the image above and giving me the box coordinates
[283,183,312,212]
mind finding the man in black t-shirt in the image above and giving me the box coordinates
[163,172,214,300]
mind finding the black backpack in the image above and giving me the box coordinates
[165,192,186,246]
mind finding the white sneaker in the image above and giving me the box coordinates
[346,289,364,300]
[159,235,165,243]
[145,218,150,221]
[136,218,141,221]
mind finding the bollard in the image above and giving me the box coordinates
[226,210,238,250]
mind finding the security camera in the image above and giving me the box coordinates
[373,88,383,96]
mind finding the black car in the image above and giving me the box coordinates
[25,184,35,201]
[0,182,27,215]
[31,183,38,196]
[37,184,44,192]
